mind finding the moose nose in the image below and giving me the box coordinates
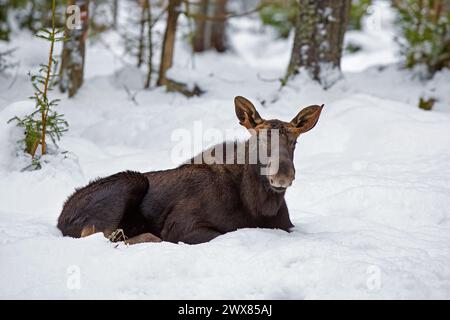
[269,176,292,189]
[267,159,295,191]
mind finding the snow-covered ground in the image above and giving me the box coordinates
[1,1,450,299]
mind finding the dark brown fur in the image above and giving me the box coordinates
[57,97,323,244]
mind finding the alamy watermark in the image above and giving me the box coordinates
[65,5,88,30]
[171,122,281,176]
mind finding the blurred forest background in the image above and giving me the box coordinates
[2,2,450,299]
[0,0,449,163]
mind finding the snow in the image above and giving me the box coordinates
[1,0,450,299]
[343,0,399,72]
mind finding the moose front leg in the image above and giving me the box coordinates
[162,216,223,244]
[261,200,294,232]
[161,207,224,244]
[276,201,294,231]
[181,227,223,244]
[180,227,222,244]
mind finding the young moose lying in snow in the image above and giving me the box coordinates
[57,96,323,245]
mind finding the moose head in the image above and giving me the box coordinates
[234,96,323,193]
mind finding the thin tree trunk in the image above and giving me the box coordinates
[112,0,119,29]
[286,0,350,88]
[137,0,146,67]
[40,0,58,156]
[157,0,181,86]
[59,0,90,98]
[192,0,228,53]
[210,0,227,52]
[144,0,153,88]
[192,0,209,52]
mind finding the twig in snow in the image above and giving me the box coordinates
[108,228,128,248]
[123,85,140,106]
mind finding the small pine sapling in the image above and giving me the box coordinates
[8,0,68,168]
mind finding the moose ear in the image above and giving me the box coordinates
[290,104,324,135]
[234,96,264,129]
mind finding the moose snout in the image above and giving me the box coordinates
[267,159,295,191]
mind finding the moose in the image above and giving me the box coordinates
[57,96,323,245]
